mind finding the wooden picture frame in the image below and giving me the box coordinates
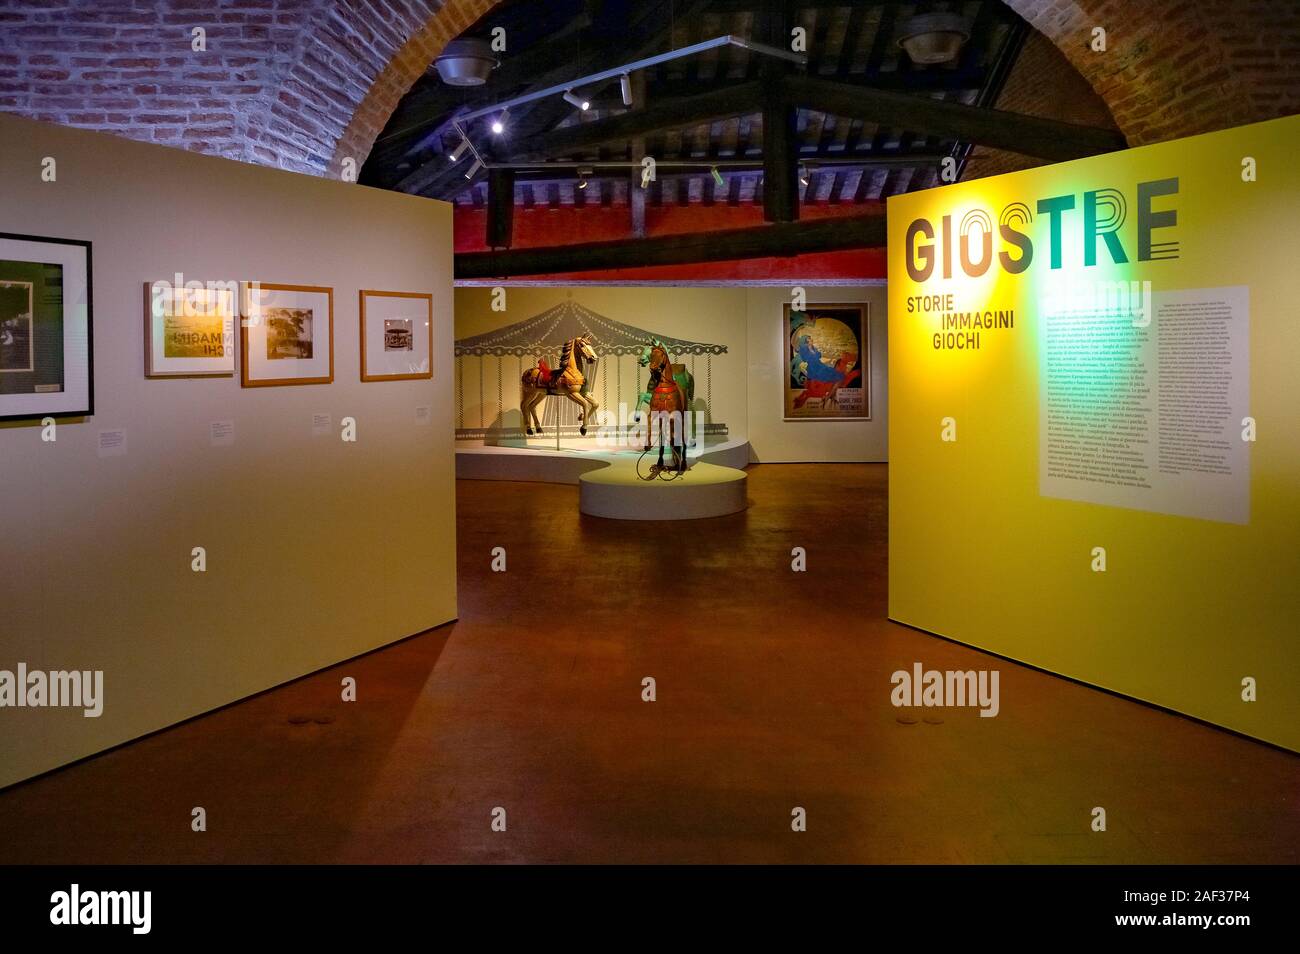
[144,280,236,378]
[239,282,334,388]
[0,232,93,422]
[359,289,433,382]
[782,301,870,421]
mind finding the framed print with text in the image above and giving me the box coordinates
[0,232,93,422]
[360,289,432,382]
[144,280,235,377]
[782,302,869,421]
[240,282,333,387]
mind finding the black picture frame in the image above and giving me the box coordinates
[0,231,93,422]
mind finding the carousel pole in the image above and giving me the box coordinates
[706,354,712,427]
[456,355,464,432]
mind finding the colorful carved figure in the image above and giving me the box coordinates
[520,333,599,436]
[635,337,694,436]
[643,340,688,474]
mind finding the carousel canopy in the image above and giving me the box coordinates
[454,299,728,358]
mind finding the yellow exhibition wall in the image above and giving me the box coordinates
[887,115,1298,750]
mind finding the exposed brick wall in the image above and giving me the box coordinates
[1003,0,1300,145]
[0,0,501,176]
[963,28,1119,180]
[329,0,498,177]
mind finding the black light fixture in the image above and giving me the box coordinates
[896,12,971,65]
[448,138,469,162]
[619,73,633,107]
[465,158,483,179]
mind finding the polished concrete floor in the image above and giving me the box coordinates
[0,463,1295,864]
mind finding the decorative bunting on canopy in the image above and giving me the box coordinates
[454,299,728,358]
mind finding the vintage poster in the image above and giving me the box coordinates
[783,302,869,420]
[145,281,235,376]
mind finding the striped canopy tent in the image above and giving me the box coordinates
[454,299,728,439]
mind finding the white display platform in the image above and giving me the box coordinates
[455,437,751,520]
[578,458,747,520]
[455,436,751,484]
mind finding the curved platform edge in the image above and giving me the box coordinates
[579,460,748,521]
[455,437,751,485]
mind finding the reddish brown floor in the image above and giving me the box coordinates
[0,463,1295,863]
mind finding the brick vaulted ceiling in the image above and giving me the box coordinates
[2,0,1297,250]
[0,0,497,176]
[359,0,1300,221]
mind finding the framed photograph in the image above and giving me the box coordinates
[0,232,92,422]
[144,280,235,377]
[239,282,333,387]
[783,302,869,421]
[360,289,432,382]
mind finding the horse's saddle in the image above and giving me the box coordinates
[536,359,566,389]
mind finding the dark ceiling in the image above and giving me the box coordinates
[360,0,1028,209]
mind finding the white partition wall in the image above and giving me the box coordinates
[0,114,458,788]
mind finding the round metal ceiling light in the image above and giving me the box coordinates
[433,38,499,87]
[896,13,971,65]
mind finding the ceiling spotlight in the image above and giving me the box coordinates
[448,138,469,162]
[490,109,508,135]
[799,166,809,187]
[577,176,589,190]
[711,166,724,187]
[896,12,971,65]
[465,158,483,179]
[620,73,632,107]
[562,90,590,111]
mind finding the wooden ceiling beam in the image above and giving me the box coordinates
[455,213,886,278]
[518,80,766,158]
[510,71,1119,168]
[486,167,515,248]
[780,74,1126,161]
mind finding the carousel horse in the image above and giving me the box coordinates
[644,340,688,473]
[635,338,694,445]
[520,332,600,436]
